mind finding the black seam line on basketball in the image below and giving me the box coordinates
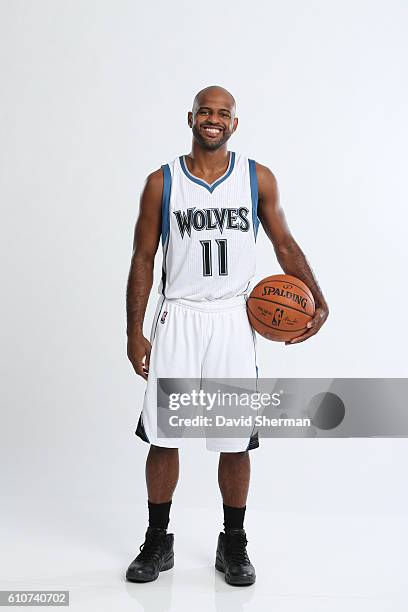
[247,305,307,332]
[248,296,313,318]
[251,278,314,303]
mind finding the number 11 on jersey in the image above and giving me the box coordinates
[200,239,228,277]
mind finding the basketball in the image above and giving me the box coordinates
[247,274,315,341]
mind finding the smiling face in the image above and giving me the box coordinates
[188,87,238,151]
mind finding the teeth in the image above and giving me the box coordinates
[204,127,220,133]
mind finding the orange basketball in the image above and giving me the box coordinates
[247,274,315,342]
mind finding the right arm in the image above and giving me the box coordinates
[126,168,163,380]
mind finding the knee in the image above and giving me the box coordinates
[220,450,248,458]
[150,444,178,455]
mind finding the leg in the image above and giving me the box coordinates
[215,449,256,586]
[126,444,178,583]
[128,298,202,583]
[146,444,179,503]
[199,300,258,584]
[218,450,250,507]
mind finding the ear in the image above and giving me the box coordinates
[232,117,238,133]
[187,111,193,128]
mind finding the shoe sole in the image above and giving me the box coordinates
[215,556,256,586]
[126,553,174,583]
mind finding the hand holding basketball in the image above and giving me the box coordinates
[285,306,329,345]
[247,274,328,343]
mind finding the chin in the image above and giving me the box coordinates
[205,142,223,150]
[202,137,225,150]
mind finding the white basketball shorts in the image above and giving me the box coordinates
[135,294,260,452]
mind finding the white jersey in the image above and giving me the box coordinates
[158,151,260,301]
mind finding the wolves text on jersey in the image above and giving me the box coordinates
[173,206,250,239]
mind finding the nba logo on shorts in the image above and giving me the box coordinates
[160,311,168,324]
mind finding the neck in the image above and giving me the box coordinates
[187,142,229,172]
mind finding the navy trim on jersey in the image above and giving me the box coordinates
[248,159,260,240]
[160,233,170,296]
[161,164,171,245]
[179,151,236,193]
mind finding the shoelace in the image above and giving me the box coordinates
[225,532,250,565]
[137,530,166,562]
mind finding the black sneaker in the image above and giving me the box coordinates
[126,526,174,583]
[215,528,256,586]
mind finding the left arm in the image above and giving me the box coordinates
[256,162,329,344]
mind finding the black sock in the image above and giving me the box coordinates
[223,503,246,530]
[148,499,172,530]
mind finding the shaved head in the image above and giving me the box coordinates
[192,86,236,117]
[188,85,238,150]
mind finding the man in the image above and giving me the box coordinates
[125,86,329,586]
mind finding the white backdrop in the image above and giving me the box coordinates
[1,1,407,610]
